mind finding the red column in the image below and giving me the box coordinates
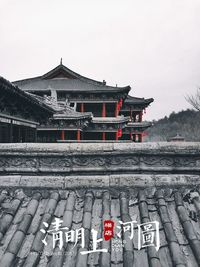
[102,103,106,117]
[115,102,118,117]
[81,103,84,112]
[130,132,132,140]
[77,130,81,141]
[61,130,65,140]
[102,132,106,141]
[139,134,143,142]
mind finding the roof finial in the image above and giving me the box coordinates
[60,58,62,65]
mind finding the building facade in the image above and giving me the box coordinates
[12,62,153,142]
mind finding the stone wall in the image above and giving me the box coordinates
[0,142,199,188]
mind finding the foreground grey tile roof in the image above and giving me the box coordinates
[0,143,199,266]
[0,186,199,267]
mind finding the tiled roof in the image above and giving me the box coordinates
[125,95,154,105]
[27,93,92,120]
[124,122,152,134]
[0,186,200,267]
[126,122,152,129]
[53,110,92,120]
[0,76,54,114]
[14,78,130,93]
[13,64,130,93]
[92,116,130,124]
[169,134,185,141]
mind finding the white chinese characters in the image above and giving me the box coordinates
[40,218,160,253]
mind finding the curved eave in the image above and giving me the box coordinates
[0,77,54,115]
[37,127,81,131]
[92,116,130,124]
[65,86,130,93]
[126,122,152,129]
[13,85,130,94]
[125,96,154,106]
[53,112,92,120]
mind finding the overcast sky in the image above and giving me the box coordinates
[1,0,200,120]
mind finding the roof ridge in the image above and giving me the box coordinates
[13,64,130,90]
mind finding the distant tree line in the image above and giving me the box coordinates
[145,109,200,142]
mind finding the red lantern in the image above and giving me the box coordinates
[118,129,122,137]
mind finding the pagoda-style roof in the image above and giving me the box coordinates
[0,76,54,115]
[27,93,92,131]
[125,95,154,105]
[124,121,152,134]
[13,63,130,94]
[86,116,130,132]
[121,95,154,112]
[169,133,185,142]
[0,76,54,129]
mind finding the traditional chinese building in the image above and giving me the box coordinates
[28,93,92,143]
[13,61,154,142]
[169,133,185,142]
[0,77,54,143]
[120,95,154,142]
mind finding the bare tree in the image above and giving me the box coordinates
[186,88,200,111]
